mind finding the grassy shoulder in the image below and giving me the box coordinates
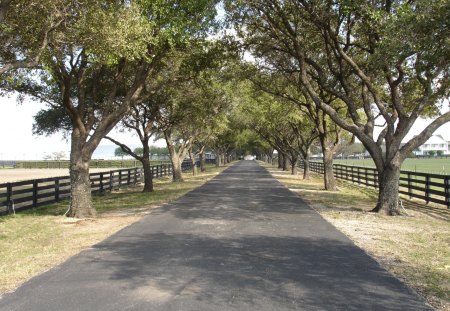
[262,163,449,311]
[0,164,228,295]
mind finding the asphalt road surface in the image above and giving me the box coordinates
[0,161,433,310]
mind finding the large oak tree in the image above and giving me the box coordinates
[6,0,218,218]
[226,0,450,215]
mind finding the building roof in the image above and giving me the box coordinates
[423,134,448,144]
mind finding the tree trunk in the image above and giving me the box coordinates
[164,130,184,182]
[215,154,220,167]
[323,149,337,190]
[371,165,402,215]
[171,154,184,182]
[188,148,197,176]
[321,137,337,190]
[277,151,283,168]
[68,131,96,218]
[200,149,206,172]
[141,155,153,192]
[290,156,298,175]
[282,153,288,171]
[303,158,310,180]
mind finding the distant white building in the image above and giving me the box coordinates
[414,134,449,156]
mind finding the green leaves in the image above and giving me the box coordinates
[77,3,155,64]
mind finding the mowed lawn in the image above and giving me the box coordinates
[333,158,450,174]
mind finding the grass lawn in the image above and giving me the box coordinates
[0,164,228,295]
[263,163,450,311]
[333,158,450,174]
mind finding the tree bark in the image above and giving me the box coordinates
[200,149,206,172]
[215,153,220,167]
[171,153,184,182]
[303,158,310,180]
[68,130,96,218]
[141,154,154,192]
[320,136,337,190]
[323,148,337,190]
[188,148,197,176]
[290,155,298,175]
[371,164,402,215]
[282,153,288,171]
[277,151,283,169]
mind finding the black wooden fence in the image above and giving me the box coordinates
[0,160,200,215]
[299,161,450,209]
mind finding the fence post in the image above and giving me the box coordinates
[425,175,430,204]
[445,176,450,209]
[55,178,60,201]
[109,171,113,191]
[100,173,104,193]
[6,183,12,213]
[118,170,122,188]
[407,172,412,199]
[33,180,38,208]
[127,169,131,185]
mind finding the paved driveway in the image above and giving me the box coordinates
[0,161,432,310]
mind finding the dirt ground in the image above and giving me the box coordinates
[0,168,112,183]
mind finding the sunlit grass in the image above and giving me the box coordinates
[333,158,450,174]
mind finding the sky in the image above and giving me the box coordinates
[0,94,157,160]
[0,93,449,160]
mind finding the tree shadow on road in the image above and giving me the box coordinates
[89,232,432,311]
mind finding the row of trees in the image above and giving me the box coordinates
[1,0,243,217]
[224,0,450,215]
[1,0,449,217]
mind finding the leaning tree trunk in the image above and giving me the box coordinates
[68,131,96,218]
[141,155,153,192]
[371,164,402,215]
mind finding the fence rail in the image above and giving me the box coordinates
[0,160,202,216]
[299,161,450,209]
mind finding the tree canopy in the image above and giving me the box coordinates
[2,0,449,217]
